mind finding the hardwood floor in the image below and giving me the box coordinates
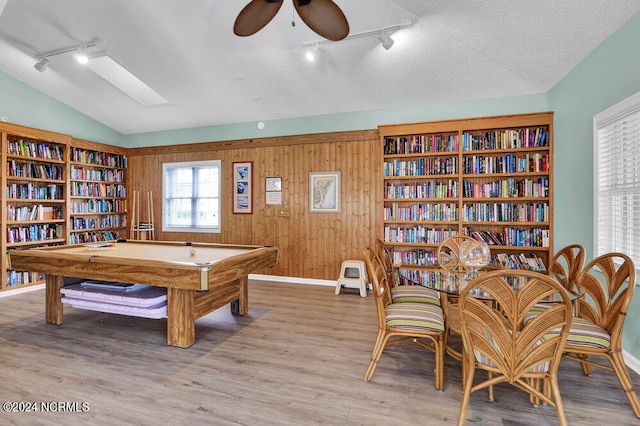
[0,280,638,425]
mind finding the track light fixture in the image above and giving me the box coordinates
[302,19,412,51]
[378,33,394,50]
[305,44,320,62]
[34,58,50,73]
[33,38,105,73]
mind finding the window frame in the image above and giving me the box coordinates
[593,90,640,272]
[162,159,222,234]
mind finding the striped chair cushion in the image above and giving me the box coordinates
[524,313,611,349]
[471,327,550,373]
[391,286,441,306]
[386,302,445,332]
[564,317,611,349]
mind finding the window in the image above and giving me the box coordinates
[163,160,221,233]
[594,91,640,267]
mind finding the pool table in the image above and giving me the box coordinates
[8,240,280,348]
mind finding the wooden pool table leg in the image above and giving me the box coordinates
[45,274,64,325]
[230,276,248,315]
[167,287,195,348]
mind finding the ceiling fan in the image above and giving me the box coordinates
[234,0,349,41]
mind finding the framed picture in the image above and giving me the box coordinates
[309,171,340,213]
[265,177,282,192]
[233,161,253,214]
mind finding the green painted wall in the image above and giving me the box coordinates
[0,71,122,144]
[548,10,640,360]
[121,94,548,147]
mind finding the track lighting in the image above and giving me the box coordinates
[302,19,413,51]
[34,58,49,73]
[33,39,104,73]
[378,33,394,50]
[305,44,320,62]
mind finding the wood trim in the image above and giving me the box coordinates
[0,122,72,144]
[71,137,129,156]
[128,129,379,156]
[378,112,554,137]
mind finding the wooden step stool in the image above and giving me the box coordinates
[335,260,368,297]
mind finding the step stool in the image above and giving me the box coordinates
[335,260,368,297]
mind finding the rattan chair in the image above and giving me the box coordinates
[362,247,446,390]
[457,270,573,426]
[375,239,441,306]
[561,252,640,418]
[436,235,479,363]
[531,244,585,314]
[549,244,585,296]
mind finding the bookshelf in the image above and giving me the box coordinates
[69,139,128,244]
[380,112,553,276]
[1,123,72,290]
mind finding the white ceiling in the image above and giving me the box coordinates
[0,0,639,135]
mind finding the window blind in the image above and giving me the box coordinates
[162,160,221,233]
[594,92,640,265]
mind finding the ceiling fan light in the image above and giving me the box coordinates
[378,33,394,50]
[34,57,49,73]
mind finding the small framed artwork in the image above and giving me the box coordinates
[265,177,282,192]
[233,161,253,214]
[309,171,340,213]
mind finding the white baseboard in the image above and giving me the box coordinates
[624,350,640,375]
[249,274,336,287]
[0,283,45,298]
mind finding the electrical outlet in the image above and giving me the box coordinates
[276,209,290,217]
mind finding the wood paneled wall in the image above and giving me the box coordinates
[127,130,381,280]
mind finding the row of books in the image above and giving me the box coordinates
[461,127,550,151]
[384,157,459,177]
[6,183,63,200]
[490,252,547,272]
[383,134,459,155]
[6,204,63,221]
[397,269,461,292]
[389,248,439,267]
[462,177,549,198]
[6,270,45,287]
[397,269,537,293]
[71,215,126,231]
[71,147,127,168]
[384,202,458,222]
[462,153,550,174]
[6,223,64,244]
[461,202,549,223]
[70,166,125,183]
[6,139,64,161]
[69,231,120,244]
[71,199,126,213]
[7,160,64,180]
[384,226,458,244]
[71,182,126,198]
[466,227,550,248]
[384,180,459,199]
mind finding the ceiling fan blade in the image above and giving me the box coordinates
[234,0,284,37]
[294,0,349,41]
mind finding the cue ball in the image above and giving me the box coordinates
[190,248,196,256]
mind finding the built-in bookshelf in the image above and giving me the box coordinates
[69,139,128,244]
[1,123,72,290]
[379,112,554,273]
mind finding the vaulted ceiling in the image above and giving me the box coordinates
[0,0,639,135]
